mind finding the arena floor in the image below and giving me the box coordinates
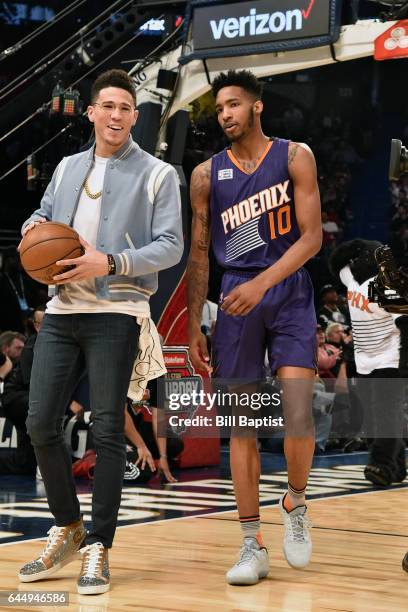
[0,451,407,611]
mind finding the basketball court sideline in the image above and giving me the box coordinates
[0,452,407,611]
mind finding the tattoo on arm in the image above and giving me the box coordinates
[288,142,300,165]
[187,158,212,330]
[186,258,209,330]
[190,159,211,197]
[197,211,210,251]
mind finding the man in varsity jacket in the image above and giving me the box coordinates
[17,69,183,595]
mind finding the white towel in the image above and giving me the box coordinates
[127,317,167,402]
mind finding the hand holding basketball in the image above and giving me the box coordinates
[53,236,109,284]
[19,221,109,284]
[18,217,47,250]
[19,221,84,284]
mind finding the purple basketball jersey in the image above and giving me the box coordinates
[210,138,300,268]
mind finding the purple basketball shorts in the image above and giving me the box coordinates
[212,268,317,379]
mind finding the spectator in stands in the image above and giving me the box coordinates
[396,189,407,208]
[322,211,340,236]
[318,285,347,327]
[321,184,337,208]
[316,324,341,379]
[326,322,345,346]
[0,307,45,475]
[389,176,408,265]
[390,181,401,206]
[0,353,13,386]
[0,249,45,334]
[0,331,25,366]
[326,321,356,375]
[321,211,341,249]
[391,205,408,231]
[326,320,352,357]
[31,308,45,334]
[391,225,408,267]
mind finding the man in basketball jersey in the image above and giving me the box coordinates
[187,70,322,585]
[17,69,183,594]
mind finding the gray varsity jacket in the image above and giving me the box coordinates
[22,136,184,302]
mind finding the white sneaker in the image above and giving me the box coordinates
[279,495,312,569]
[226,537,269,585]
[35,466,43,481]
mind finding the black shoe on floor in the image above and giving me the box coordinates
[364,464,393,487]
[343,438,367,453]
[394,468,407,483]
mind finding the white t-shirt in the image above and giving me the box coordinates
[47,155,149,317]
[339,265,400,374]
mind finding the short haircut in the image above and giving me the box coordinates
[91,69,136,106]
[326,323,343,338]
[0,331,25,349]
[212,70,263,101]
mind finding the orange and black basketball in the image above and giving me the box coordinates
[19,221,83,284]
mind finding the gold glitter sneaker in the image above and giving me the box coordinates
[77,542,110,595]
[18,518,86,582]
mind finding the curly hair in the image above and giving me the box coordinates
[211,70,263,101]
[91,69,136,106]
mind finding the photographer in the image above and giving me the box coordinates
[0,307,45,475]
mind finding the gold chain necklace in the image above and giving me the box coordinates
[83,176,102,200]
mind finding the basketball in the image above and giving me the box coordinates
[19,221,84,284]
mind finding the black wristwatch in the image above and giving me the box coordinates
[107,254,116,275]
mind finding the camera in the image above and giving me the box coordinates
[367,138,408,312]
[368,246,408,314]
[389,139,408,180]
[369,1,408,21]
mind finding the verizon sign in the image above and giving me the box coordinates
[210,8,304,40]
[182,0,340,62]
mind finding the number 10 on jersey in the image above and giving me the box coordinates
[268,204,291,240]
